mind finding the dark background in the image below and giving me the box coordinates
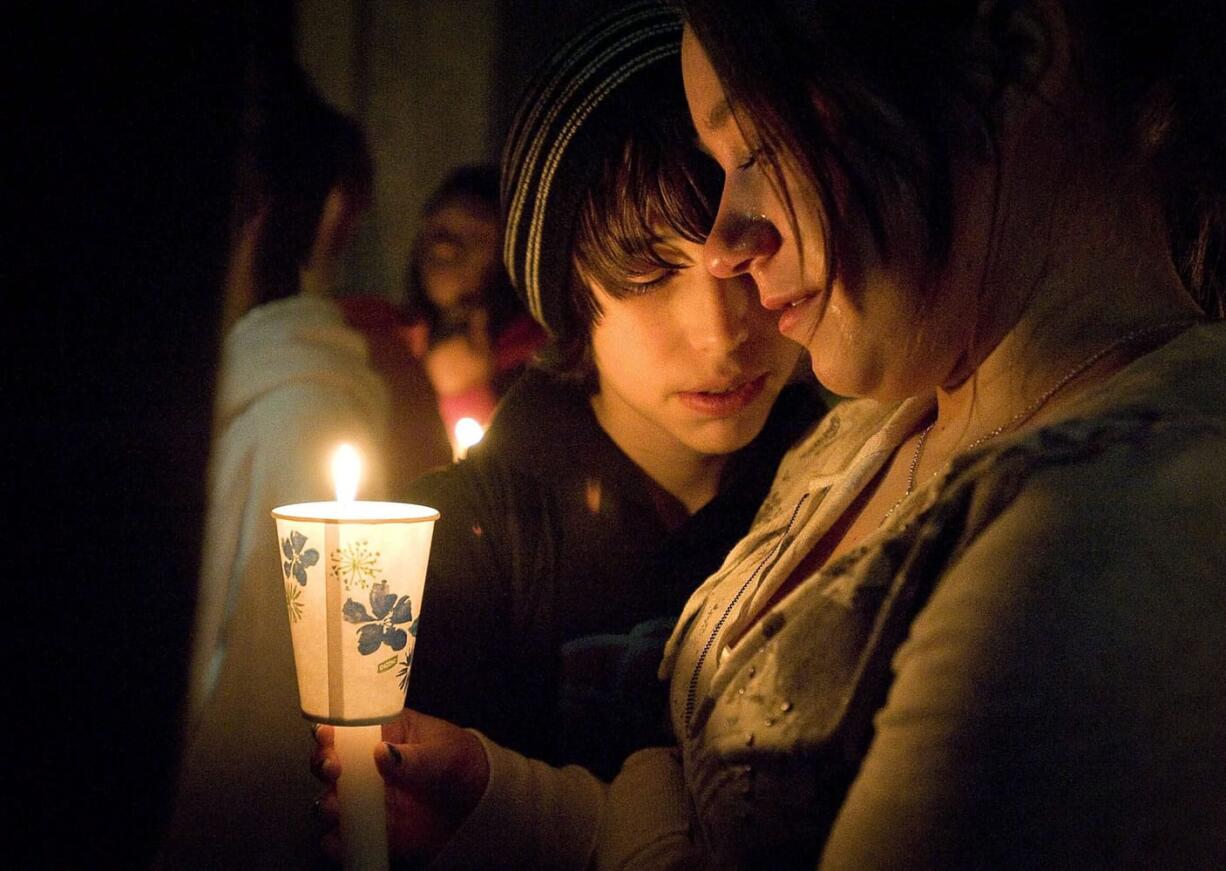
[297,0,627,303]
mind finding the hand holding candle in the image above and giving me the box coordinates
[273,444,439,870]
[312,708,490,867]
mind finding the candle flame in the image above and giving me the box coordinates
[454,417,485,458]
[331,443,361,502]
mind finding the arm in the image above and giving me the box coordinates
[313,710,699,869]
[819,437,1226,869]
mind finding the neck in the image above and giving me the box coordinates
[299,264,335,298]
[590,392,728,516]
[928,100,1204,450]
[933,268,1200,452]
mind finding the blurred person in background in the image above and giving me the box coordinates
[402,164,546,453]
[158,62,389,870]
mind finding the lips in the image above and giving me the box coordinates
[775,291,823,340]
[676,372,768,418]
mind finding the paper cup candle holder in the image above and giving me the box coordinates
[272,444,438,870]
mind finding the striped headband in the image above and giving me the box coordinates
[500,1,685,336]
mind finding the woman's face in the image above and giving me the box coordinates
[418,198,502,312]
[680,27,972,400]
[588,232,802,460]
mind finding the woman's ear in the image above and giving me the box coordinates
[302,185,365,295]
[220,204,268,333]
[974,0,1072,127]
[311,185,356,268]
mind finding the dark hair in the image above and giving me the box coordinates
[542,114,723,387]
[402,163,525,343]
[680,0,1225,316]
[240,63,373,305]
[421,163,500,218]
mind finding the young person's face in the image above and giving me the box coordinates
[680,27,971,401]
[588,232,802,459]
[418,198,502,312]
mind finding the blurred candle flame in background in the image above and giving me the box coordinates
[454,417,485,460]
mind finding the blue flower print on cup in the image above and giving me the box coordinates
[282,530,320,586]
[342,581,419,656]
[396,652,414,692]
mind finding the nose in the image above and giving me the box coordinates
[683,270,753,352]
[704,199,782,279]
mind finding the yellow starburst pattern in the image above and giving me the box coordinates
[330,539,383,592]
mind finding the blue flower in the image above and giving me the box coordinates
[282,530,320,587]
[342,581,418,656]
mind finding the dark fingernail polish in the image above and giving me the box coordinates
[385,742,402,765]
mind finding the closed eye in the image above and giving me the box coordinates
[737,146,768,171]
[623,266,685,295]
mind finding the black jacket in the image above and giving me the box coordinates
[405,367,824,778]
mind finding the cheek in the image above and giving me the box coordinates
[597,308,678,375]
[591,314,643,371]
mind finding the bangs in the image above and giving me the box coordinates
[683,0,988,301]
[573,120,721,302]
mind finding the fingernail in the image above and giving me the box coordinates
[384,742,402,765]
[310,722,320,738]
[311,797,322,820]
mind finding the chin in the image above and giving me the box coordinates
[684,413,769,457]
[810,351,893,401]
[810,360,860,399]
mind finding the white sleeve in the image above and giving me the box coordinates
[430,736,701,870]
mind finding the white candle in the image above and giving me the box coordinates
[333,724,390,871]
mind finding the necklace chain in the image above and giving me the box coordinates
[880,318,1193,523]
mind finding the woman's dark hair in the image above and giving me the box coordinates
[542,114,723,389]
[240,63,373,305]
[402,163,525,344]
[680,0,1225,317]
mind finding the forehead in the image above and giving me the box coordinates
[680,27,737,143]
[423,200,499,239]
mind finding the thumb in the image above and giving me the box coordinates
[375,738,462,789]
[376,732,489,817]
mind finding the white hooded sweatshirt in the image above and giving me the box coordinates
[162,295,388,868]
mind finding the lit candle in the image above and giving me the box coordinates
[453,416,485,460]
[272,444,439,870]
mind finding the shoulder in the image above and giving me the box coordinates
[928,408,1226,612]
[820,411,1226,868]
[404,369,592,527]
[219,296,387,422]
[894,412,1226,734]
[919,317,1226,592]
